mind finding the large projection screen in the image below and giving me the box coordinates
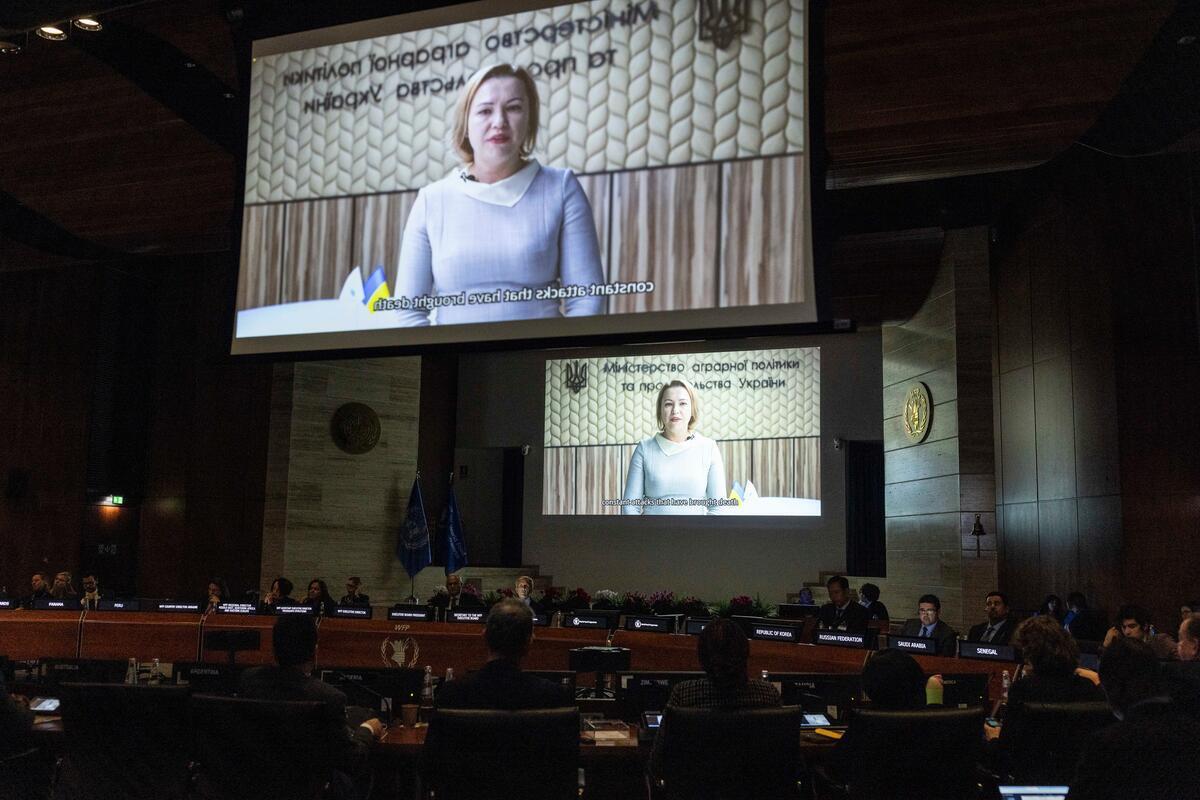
[233,0,813,354]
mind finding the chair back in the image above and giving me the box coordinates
[0,748,53,800]
[840,706,984,800]
[657,706,803,800]
[189,694,338,800]
[57,682,193,800]
[423,707,579,800]
[1004,700,1116,785]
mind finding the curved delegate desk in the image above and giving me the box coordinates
[0,610,1011,702]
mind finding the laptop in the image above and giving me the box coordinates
[998,787,1069,800]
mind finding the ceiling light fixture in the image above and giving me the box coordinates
[73,18,103,32]
[36,24,68,41]
[0,39,22,54]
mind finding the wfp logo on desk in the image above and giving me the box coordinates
[380,636,420,668]
[564,361,588,394]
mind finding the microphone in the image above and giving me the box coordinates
[333,674,392,728]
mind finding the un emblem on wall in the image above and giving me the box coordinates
[331,402,381,455]
[902,382,932,444]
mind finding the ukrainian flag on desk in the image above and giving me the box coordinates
[363,266,390,312]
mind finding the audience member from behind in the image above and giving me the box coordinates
[24,572,49,608]
[0,671,34,757]
[668,617,781,709]
[1101,604,1177,660]
[1162,614,1200,721]
[306,579,338,617]
[1067,637,1200,800]
[967,591,1016,644]
[899,594,960,656]
[1038,594,1065,623]
[995,616,1104,757]
[650,618,781,779]
[340,577,370,606]
[434,599,572,710]
[237,616,384,797]
[859,583,889,621]
[817,575,869,634]
[1181,599,1200,621]
[263,576,296,607]
[49,571,77,600]
[1062,592,1103,640]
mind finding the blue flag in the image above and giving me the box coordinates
[444,483,468,575]
[398,477,431,578]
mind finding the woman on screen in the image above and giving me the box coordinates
[394,64,604,326]
[621,379,727,515]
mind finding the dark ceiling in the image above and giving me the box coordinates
[0,0,1193,275]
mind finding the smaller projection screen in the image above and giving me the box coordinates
[543,346,820,516]
[233,0,814,354]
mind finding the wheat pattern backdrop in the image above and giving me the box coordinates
[245,0,805,203]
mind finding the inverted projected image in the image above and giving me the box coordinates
[233,0,813,354]
[543,347,820,516]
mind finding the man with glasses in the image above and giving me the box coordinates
[899,594,959,656]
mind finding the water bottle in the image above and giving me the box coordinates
[999,669,1012,717]
[419,666,435,723]
[150,658,162,686]
[761,669,770,682]
[444,667,455,684]
[125,657,138,685]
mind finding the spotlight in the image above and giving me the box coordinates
[0,39,21,54]
[74,18,103,32]
[36,24,68,41]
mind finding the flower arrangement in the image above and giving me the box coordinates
[562,587,592,611]
[591,589,620,610]
[460,582,482,599]
[677,596,710,618]
[621,591,650,614]
[648,589,676,614]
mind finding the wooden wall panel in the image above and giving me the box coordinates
[280,198,355,303]
[353,192,416,290]
[998,367,1036,504]
[542,448,575,515]
[237,204,285,311]
[1033,357,1076,501]
[1037,498,1079,599]
[996,239,1032,374]
[720,155,809,307]
[609,164,719,313]
[575,445,626,516]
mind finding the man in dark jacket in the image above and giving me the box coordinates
[237,616,383,798]
[434,599,572,710]
[898,594,959,656]
[816,575,869,634]
[966,591,1017,645]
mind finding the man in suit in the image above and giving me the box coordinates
[859,582,889,621]
[1164,614,1200,721]
[966,591,1016,645]
[434,599,572,710]
[428,573,483,614]
[816,575,869,634]
[238,616,383,799]
[79,574,108,611]
[899,594,959,656]
[23,572,49,608]
[339,576,370,606]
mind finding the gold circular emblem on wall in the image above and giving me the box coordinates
[331,402,381,455]
[902,382,933,443]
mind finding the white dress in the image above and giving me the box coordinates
[394,160,604,326]
[621,433,727,515]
